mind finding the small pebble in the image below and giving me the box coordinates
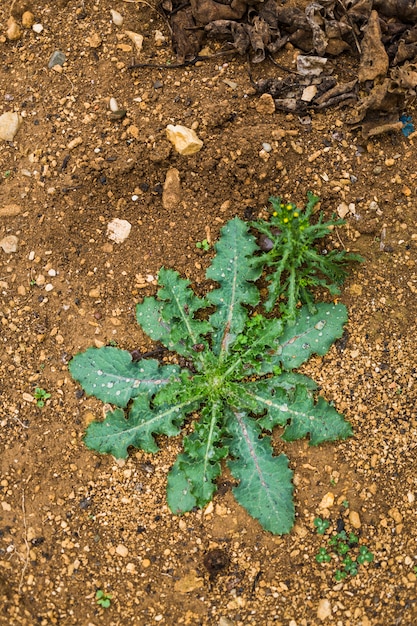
[317,598,332,621]
[0,235,18,253]
[319,492,334,510]
[262,142,272,152]
[32,23,43,34]
[115,544,128,557]
[45,284,54,292]
[22,11,35,28]
[0,112,23,141]
[349,510,361,529]
[256,93,275,115]
[109,97,119,112]
[110,9,124,26]
[48,51,66,69]
[6,16,21,41]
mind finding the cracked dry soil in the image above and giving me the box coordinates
[0,1,416,625]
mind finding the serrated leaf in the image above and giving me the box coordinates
[167,455,199,513]
[206,218,261,356]
[226,411,294,534]
[277,303,348,370]
[280,387,353,445]
[167,403,227,512]
[136,267,212,357]
[234,375,317,428]
[69,347,179,407]
[84,395,197,459]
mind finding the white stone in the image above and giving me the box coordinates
[109,97,119,112]
[32,23,44,34]
[166,124,203,155]
[0,235,18,253]
[317,598,332,621]
[110,9,124,26]
[0,112,23,141]
[125,30,143,54]
[107,218,131,243]
[301,85,318,102]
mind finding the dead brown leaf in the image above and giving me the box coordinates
[358,10,389,82]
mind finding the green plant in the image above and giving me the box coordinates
[69,218,353,534]
[251,193,363,322]
[33,387,51,407]
[314,518,374,580]
[314,517,330,534]
[95,589,112,608]
[196,238,211,252]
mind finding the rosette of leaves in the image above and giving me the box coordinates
[69,218,352,534]
[251,193,363,321]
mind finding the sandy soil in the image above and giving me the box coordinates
[0,1,416,625]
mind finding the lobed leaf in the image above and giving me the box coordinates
[84,395,197,459]
[136,267,212,358]
[276,303,347,370]
[226,410,294,534]
[235,375,317,426]
[280,388,353,445]
[167,403,227,512]
[69,347,179,407]
[206,218,261,357]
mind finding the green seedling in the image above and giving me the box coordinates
[95,589,112,608]
[316,547,331,563]
[33,387,51,407]
[196,238,211,252]
[69,217,352,535]
[314,518,373,580]
[314,517,330,534]
[251,193,363,322]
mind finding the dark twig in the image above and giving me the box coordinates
[128,49,236,69]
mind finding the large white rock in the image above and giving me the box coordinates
[107,218,131,243]
[0,112,23,141]
[166,124,203,155]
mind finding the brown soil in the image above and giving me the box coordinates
[1,1,416,625]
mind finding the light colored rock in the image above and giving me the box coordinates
[388,507,403,524]
[0,204,22,217]
[107,218,131,243]
[173,570,204,593]
[67,137,83,150]
[0,235,18,253]
[21,11,34,28]
[154,30,166,46]
[319,492,335,510]
[301,85,318,102]
[115,544,128,557]
[317,598,332,621]
[86,32,102,48]
[6,16,21,41]
[32,23,43,34]
[166,124,203,155]
[125,30,143,54]
[0,112,23,141]
[109,97,119,112]
[349,510,361,529]
[110,9,124,26]
[162,168,181,210]
[256,93,275,115]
